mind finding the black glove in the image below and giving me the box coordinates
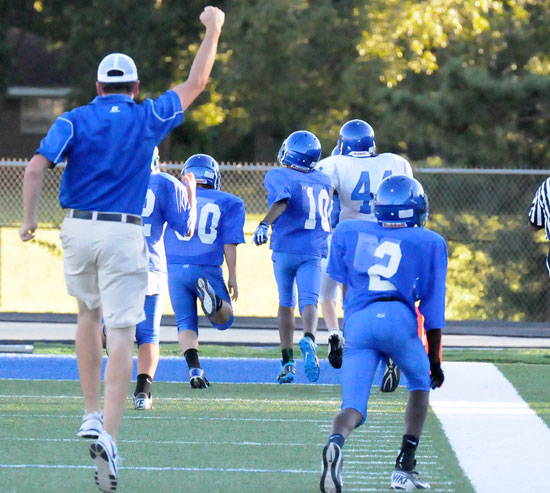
[430,361,444,389]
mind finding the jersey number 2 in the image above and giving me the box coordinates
[368,241,402,291]
[141,189,156,237]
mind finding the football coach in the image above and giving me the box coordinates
[18,6,225,492]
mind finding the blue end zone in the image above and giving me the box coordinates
[0,354,406,386]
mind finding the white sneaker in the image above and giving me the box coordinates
[391,468,430,490]
[320,442,343,493]
[133,392,153,410]
[90,431,119,493]
[77,411,103,439]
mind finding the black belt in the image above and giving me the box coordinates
[66,209,142,226]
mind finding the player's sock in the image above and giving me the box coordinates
[328,433,345,449]
[134,373,152,396]
[215,295,223,312]
[184,348,201,369]
[303,332,315,343]
[281,348,294,365]
[395,434,419,471]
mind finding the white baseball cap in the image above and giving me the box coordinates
[97,53,138,83]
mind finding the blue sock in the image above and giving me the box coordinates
[329,433,345,449]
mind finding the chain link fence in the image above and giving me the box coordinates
[2,160,550,321]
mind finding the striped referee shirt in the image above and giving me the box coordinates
[529,178,550,240]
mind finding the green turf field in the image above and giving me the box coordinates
[0,380,474,492]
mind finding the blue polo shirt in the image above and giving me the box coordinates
[37,91,183,215]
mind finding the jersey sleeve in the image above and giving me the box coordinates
[160,173,193,237]
[145,90,184,141]
[418,235,447,330]
[327,224,349,284]
[36,113,74,165]
[221,196,246,245]
[265,169,292,207]
[316,157,339,189]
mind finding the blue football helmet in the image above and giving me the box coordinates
[150,147,160,173]
[182,154,220,190]
[374,175,428,227]
[278,130,322,171]
[337,119,376,157]
[331,146,340,156]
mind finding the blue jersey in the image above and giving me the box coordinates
[264,167,331,257]
[165,187,245,266]
[37,91,183,214]
[328,220,447,329]
[142,172,193,273]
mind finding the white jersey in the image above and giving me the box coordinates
[317,152,413,222]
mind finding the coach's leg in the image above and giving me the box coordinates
[75,300,103,414]
[103,325,134,440]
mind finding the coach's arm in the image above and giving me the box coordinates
[172,6,225,112]
[19,153,51,242]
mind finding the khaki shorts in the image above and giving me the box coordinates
[60,217,149,328]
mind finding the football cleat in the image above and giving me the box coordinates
[327,329,345,369]
[391,468,430,490]
[189,367,210,389]
[381,357,401,393]
[277,361,296,384]
[196,277,217,317]
[299,336,320,382]
[320,442,343,493]
[77,411,103,439]
[90,431,119,493]
[133,392,153,411]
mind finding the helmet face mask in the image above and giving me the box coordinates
[278,130,321,171]
[182,154,221,190]
[374,175,428,228]
[338,119,376,157]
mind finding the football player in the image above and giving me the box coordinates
[320,175,446,492]
[164,154,245,388]
[254,130,332,383]
[131,148,197,410]
[101,149,197,410]
[316,119,414,392]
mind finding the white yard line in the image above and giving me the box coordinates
[430,361,550,493]
[0,464,317,474]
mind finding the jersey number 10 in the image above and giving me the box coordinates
[304,187,331,232]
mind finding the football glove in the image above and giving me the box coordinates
[430,361,444,389]
[253,221,269,245]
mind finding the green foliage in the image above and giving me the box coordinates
[4,0,550,165]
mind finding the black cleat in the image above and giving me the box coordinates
[327,329,344,369]
[320,442,343,493]
[381,357,401,392]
